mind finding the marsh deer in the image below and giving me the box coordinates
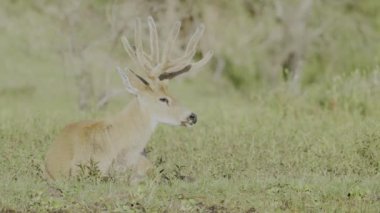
[45,17,213,182]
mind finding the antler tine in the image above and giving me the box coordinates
[185,24,205,56]
[121,20,153,74]
[165,62,192,74]
[161,21,181,64]
[149,20,181,78]
[148,16,159,64]
[159,50,213,80]
[133,18,153,73]
[121,36,138,65]
[134,19,145,69]
[191,50,214,71]
[166,24,205,68]
[157,23,212,81]
[116,67,138,95]
[167,49,195,68]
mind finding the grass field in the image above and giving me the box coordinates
[1,1,380,212]
[1,69,380,212]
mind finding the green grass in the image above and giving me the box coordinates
[1,74,380,212]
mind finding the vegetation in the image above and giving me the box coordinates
[1,0,380,212]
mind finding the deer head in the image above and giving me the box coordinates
[116,17,213,127]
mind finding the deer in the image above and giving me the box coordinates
[44,17,213,183]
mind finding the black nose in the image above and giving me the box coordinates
[188,113,197,124]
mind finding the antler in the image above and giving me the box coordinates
[121,16,213,81]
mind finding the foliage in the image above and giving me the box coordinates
[2,0,380,92]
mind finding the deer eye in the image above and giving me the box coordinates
[159,97,169,105]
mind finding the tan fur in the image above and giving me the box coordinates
[45,17,212,182]
[45,86,191,181]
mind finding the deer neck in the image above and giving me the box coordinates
[109,98,157,151]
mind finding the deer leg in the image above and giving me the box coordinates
[130,155,153,184]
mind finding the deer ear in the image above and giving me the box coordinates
[127,69,153,93]
[116,67,152,95]
[129,70,150,87]
[116,67,139,95]
[158,65,192,81]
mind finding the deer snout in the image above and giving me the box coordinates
[188,113,197,125]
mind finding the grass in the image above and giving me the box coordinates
[1,73,380,212]
[1,1,380,212]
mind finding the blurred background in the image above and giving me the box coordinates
[1,0,380,111]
